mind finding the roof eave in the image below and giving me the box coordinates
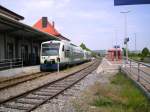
[0,5,24,20]
[0,14,60,40]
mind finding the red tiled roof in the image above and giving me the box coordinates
[33,18,70,41]
[33,18,60,36]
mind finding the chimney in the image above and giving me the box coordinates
[42,17,47,28]
[52,21,55,28]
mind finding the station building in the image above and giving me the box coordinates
[107,48,122,61]
[0,5,69,69]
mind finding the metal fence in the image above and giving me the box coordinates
[122,58,150,91]
[0,58,23,71]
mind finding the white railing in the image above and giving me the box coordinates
[122,57,150,92]
[0,58,23,70]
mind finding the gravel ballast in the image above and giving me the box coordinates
[0,61,93,102]
[32,58,120,112]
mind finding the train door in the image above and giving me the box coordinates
[61,45,65,61]
[7,43,14,59]
[64,45,70,61]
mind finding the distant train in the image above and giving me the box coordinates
[40,40,91,71]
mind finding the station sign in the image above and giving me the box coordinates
[114,45,120,48]
[124,38,129,44]
[114,0,150,5]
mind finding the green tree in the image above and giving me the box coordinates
[142,47,149,57]
[80,43,91,51]
[138,53,142,57]
[80,43,99,58]
[80,43,87,50]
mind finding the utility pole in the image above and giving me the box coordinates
[120,11,130,63]
[115,29,118,61]
[134,33,137,53]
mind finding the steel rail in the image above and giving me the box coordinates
[27,61,100,112]
[0,59,100,112]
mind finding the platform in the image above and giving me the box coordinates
[96,58,122,74]
[0,65,40,81]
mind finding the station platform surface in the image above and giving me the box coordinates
[0,65,40,80]
[96,58,122,74]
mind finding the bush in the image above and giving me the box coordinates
[142,47,149,57]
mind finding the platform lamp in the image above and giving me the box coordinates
[120,11,130,63]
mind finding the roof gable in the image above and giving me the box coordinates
[33,17,70,41]
[33,18,60,36]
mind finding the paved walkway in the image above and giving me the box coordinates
[96,58,121,74]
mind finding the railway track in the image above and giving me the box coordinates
[0,72,51,91]
[0,59,100,112]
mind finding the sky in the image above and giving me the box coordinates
[0,0,150,50]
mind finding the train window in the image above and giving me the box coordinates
[65,49,70,57]
[42,48,59,56]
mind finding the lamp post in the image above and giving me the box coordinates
[120,11,130,63]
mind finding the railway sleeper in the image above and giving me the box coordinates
[15,100,40,105]
[39,89,59,93]
[49,85,68,88]
[25,95,48,100]
[0,107,24,112]
[62,93,74,96]
[1,102,33,111]
[32,92,55,96]
[63,79,77,82]
[16,98,43,105]
[46,86,66,90]
[52,82,71,86]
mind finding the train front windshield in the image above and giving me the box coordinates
[42,43,60,56]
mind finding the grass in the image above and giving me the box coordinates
[73,72,150,112]
[129,56,141,62]
[129,56,150,63]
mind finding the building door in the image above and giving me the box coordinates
[21,45,28,65]
[7,43,14,59]
[33,46,39,64]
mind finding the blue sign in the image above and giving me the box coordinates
[114,45,120,48]
[114,0,150,5]
[124,38,129,44]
